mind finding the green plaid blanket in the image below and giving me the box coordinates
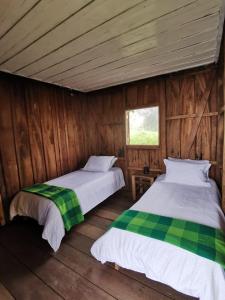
[23,183,84,231]
[111,210,225,268]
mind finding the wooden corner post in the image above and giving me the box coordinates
[222,33,225,213]
[0,194,5,226]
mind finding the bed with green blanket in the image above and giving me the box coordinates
[91,175,225,300]
[10,168,125,252]
[110,209,225,269]
[22,183,84,232]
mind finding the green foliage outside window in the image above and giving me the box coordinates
[126,106,159,146]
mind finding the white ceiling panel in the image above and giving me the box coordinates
[0,0,224,92]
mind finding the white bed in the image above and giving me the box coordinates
[10,167,125,252]
[91,175,225,300]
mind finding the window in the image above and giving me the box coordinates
[126,106,159,146]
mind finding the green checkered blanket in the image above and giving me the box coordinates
[23,183,84,231]
[111,210,225,268]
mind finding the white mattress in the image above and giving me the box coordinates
[91,175,225,300]
[10,167,125,251]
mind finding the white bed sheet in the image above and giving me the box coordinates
[10,167,125,252]
[91,175,225,300]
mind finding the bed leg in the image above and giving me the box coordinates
[114,263,120,271]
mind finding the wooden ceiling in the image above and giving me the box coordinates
[0,0,224,92]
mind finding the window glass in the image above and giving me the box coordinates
[126,106,159,146]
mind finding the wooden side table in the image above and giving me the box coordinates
[131,173,157,201]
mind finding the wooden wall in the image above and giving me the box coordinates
[86,65,223,187]
[0,73,88,213]
[219,36,225,212]
[0,63,224,213]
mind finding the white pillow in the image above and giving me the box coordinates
[83,156,115,172]
[110,157,118,168]
[168,157,209,164]
[164,159,211,187]
[168,157,210,179]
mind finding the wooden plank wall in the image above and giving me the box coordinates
[220,36,225,212]
[166,68,220,181]
[0,73,88,214]
[87,64,223,187]
[0,64,223,213]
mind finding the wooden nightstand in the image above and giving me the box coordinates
[131,173,158,201]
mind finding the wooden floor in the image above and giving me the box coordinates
[0,190,197,300]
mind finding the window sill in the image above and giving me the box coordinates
[126,145,160,150]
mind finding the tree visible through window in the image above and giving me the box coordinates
[126,106,159,146]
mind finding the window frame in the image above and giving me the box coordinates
[125,105,160,149]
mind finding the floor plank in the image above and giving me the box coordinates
[0,230,114,300]
[74,222,105,240]
[0,281,14,300]
[93,208,120,221]
[56,243,169,300]
[0,244,62,300]
[85,214,112,229]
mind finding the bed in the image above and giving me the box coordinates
[91,174,225,300]
[10,167,125,251]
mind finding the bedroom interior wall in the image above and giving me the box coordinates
[0,72,89,214]
[0,50,224,215]
[86,63,224,189]
[220,35,225,212]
